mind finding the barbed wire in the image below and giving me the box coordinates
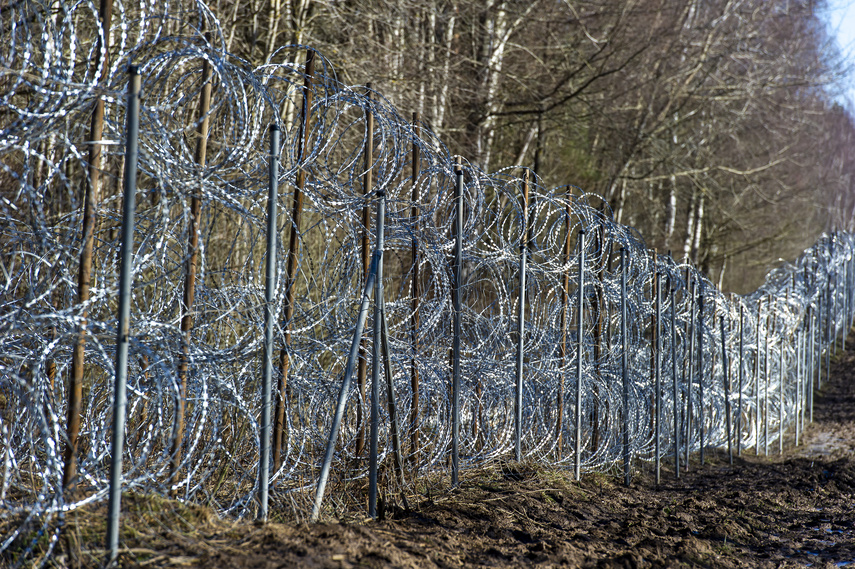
[1,1,852,565]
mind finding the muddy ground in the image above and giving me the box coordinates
[13,340,855,568]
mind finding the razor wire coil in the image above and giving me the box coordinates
[1,2,854,565]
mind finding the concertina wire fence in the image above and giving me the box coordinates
[2,1,854,563]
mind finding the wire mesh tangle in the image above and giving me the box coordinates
[2,1,854,564]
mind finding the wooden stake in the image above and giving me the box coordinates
[171,43,213,484]
[409,112,421,467]
[274,50,315,470]
[63,0,114,492]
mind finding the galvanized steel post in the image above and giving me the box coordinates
[106,64,141,565]
[686,275,696,471]
[515,170,529,462]
[369,191,385,517]
[452,162,463,486]
[379,300,409,511]
[556,196,573,457]
[809,304,815,423]
[795,326,802,446]
[755,299,763,455]
[670,278,680,478]
[698,293,705,465]
[850,255,855,333]
[258,124,280,522]
[720,313,732,465]
[841,262,847,352]
[311,252,379,522]
[764,298,771,457]
[575,229,585,481]
[653,257,661,485]
[825,283,831,388]
[738,303,744,457]
[621,248,630,486]
[778,303,784,455]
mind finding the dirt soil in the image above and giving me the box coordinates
[19,340,855,568]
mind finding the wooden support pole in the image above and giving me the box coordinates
[171,42,213,484]
[354,82,374,459]
[409,112,421,468]
[273,50,315,470]
[63,0,115,492]
[557,192,573,457]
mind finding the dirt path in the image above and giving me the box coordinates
[41,340,855,568]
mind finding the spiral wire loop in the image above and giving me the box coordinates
[1,2,853,563]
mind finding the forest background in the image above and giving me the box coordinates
[195,0,855,292]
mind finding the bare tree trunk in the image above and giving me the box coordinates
[614,178,627,226]
[266,0,282,60]
[431,10,456,136]
[470,3,508,172]
[681,189,696,262]
[691,194,704,264]
[226,0,241,52]
[665,175,677,244]
[288,0,314,45]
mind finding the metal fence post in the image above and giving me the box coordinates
[686,275,696,471]
[258,124,280,522]
[106,64,141,565]
[825,282,831,388]
[795,325,802,447]
[849,255,855,333]
[844,255,848,345]
[778,302,785,455]
[809,303,815,423]
[720,312,732,465]
[514,170,529,462]
[575,229,585,481]
[755,298,763,455]
[379,299,409,511]
[557,197,573,457]
[311,252,380,522]
[698,293,705,465]
[369,191,385,517]
[670,278,679,478]
[764,297,771,457]
[653,258,661,485]
[621,248,630,486]
[451,162,463,486]
[738,304,744,457]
